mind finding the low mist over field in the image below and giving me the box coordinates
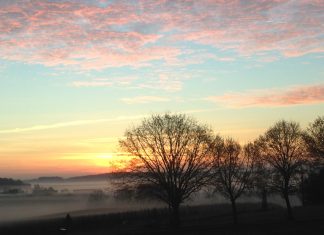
[0,174,302,223]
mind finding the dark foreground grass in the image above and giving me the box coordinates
[1,203,323,235]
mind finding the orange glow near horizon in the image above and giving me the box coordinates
[0,110,321,179]
[92,153,131,171]
[0,129,132,178]
[1,0,324,179]
[0,152,132,179]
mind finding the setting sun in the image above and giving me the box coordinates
[91,153,129,172]
[94,154,114,167]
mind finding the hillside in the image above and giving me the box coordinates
[27,172,132,183]
[67,172,131,182]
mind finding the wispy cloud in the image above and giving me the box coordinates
[121,96,170,104]
[70,73,184,91]
[137,74,183,92]
[72,81,113,87]
[71,76,138,88]
[205,84,324,108]
[0,115,147,134]
[0,108,216,134]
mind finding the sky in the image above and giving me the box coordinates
[0,0,323,178]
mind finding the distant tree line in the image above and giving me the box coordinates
[119,113,324,227]
[0,178,29,186]
[32,184,57,196]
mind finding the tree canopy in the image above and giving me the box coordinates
[119,113,214,225]
[257,120,308,219]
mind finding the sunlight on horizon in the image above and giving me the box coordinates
[0,0,323,178]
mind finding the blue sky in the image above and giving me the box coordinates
[0,0,323,177]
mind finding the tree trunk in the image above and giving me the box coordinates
[283,192,293,220]
[300,173,305,206]
[230,198,238,225]
[171,204,180,228]
[261,188,268,211]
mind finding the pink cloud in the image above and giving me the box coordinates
[0,1,173,69]
[206,84,324,108]
[76,46,181,70]
[0,0,323,70]
[165,0,324,57]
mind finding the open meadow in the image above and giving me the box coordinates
[0,203,323,235]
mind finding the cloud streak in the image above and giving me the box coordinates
[121,96,170,104]
[206,84,324,108]
[0,115,147,134]
[0,107,217,134]
[72,81,113,87]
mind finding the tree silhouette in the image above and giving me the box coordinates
[211,137,254,224]
[119,113,213,226]
[257,120,307,220]
[248,141,272,210]
[298,116,324,205]
[303,116,324,167]
[303,168,324,204]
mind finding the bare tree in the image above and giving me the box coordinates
[257,120,308,220]
[248,141,272,211]
[211,137,254,224]
[303,116,324,167]
[119,113,213,226]
[299,116,324,205]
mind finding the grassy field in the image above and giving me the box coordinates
[0,203,323,235]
